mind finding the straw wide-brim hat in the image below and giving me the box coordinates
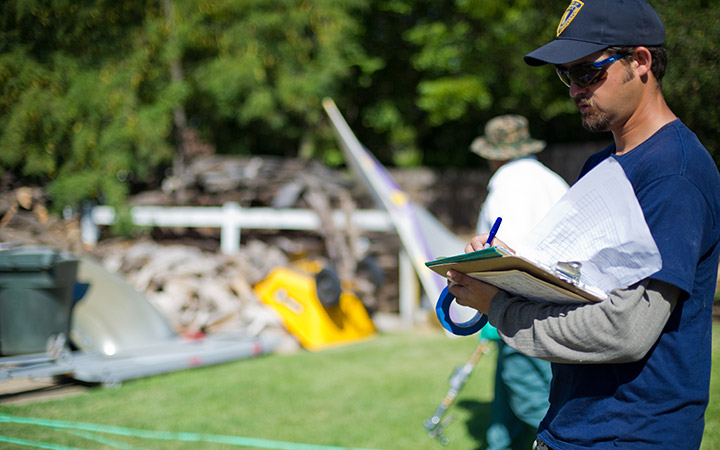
[470,114,545,160]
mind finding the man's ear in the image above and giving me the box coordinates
[633,46,653,78]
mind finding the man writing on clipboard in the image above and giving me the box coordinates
[446,1,720,449]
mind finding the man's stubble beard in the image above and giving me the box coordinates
[577,98,612,133]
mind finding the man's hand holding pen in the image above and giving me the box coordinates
[465,233,514,254]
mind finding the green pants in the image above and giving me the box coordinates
[486,340,552,450]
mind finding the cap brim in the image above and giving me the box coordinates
[524,39,608,66]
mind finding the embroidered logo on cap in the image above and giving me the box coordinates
[557,0,584,36]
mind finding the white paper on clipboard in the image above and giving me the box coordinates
[513,157,662,296]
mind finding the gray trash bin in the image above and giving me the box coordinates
[0,247,79,356]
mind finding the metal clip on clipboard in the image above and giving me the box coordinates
[553,261,608,300]
[553,261,583,286]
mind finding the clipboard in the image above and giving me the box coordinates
[425,247,606,304]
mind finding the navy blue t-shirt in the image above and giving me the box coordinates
[537,120,720,449]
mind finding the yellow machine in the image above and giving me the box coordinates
[254,262,377,351]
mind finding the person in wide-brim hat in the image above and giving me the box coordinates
[470,114,545,161]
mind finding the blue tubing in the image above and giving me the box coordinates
[435,286,487,336]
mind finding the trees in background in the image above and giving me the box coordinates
[657,0,720,167]
[358,0,720,168]
[0,0,378,210]
[1,0,717,212]
[1,1,172,209]
[354,0,572,168]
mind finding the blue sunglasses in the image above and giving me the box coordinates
[555,53,628,87]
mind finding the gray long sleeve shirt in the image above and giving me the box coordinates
[487,279,681,364]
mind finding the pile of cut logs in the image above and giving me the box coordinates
[92,238,290,336]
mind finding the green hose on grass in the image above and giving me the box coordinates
[0,413,382,450]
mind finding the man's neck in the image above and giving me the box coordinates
[613,91,676,155]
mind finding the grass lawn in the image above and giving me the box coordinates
[0,323,718,450]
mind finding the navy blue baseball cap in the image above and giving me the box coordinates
[524,0,665,66]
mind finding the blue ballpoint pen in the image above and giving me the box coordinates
[484,217,502,248]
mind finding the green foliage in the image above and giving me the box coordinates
[347,0,584,168]
[109,206,146,239]
[362,100,420,166]
[0,0,379,210]
[416,76,492,125]
[0,0,172,210]
[184,0,380,159]
[654,0,720,166]
[386,0,583,164]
